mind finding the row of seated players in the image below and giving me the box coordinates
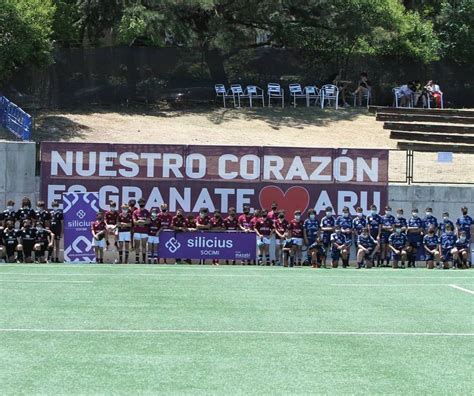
[91,199,472,268]
[0,198,63,263]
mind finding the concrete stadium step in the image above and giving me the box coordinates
[397,141,474,153]
[384,122,474,134]
[390,131,474,145]
[369,106,474,117]
[376,113,474,124]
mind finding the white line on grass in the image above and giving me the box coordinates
[328,284,465,287]
[0,328,472,336]
[0,280,93,284]
[449,284,474,295]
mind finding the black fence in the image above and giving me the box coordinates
[2,47,474,109]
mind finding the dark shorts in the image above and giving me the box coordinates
[407,233,423,247]
[23,243,35,258]
[6,243,17,257]
[359,247,374,260]
[381,232,391,244]
[51,228,62,241]
[442,248,453,261]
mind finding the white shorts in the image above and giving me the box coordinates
[118,232,131,242]
[262,237,271,245]
[134,233,148,240]
[292,237,304,246]
[148,236,159,244]
[94,239,105,248]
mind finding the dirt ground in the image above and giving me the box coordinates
[1,106,473,183]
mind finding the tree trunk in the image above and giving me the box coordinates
[203,48,228,85]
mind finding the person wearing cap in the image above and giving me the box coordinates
[117,204,133,264]
[456,206,473,267]
[453,231,470,269]
[91,212,106,264]
[389,224,409,269]
[132,198,150,264]
[423,225,440,269]
[356,227,378,269]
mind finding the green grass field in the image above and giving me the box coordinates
[1,264,473,395]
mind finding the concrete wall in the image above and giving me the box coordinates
[0,142,37,208]
[388,185,474,219]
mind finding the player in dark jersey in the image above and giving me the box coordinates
[17,219,37,263]
[117,204,133,264]
[330,226,351,268]
[423,226,440,269]
[148,208,163,264]
[2,200,17,228]
[255,209,274,266]
[366,204,382,266]
[49,199,64,263]
[34,221,54,263]
[224,207,239,231]
[273,211,288,266]
[320,206,336,267]
[91,212,106,263]
[406,208,424,268]
[380,206,395,267]
[389,226,408,269]
[35,201,51,225]
[304,209,322,268]
[16,197,36,262]
[440,224,456,269]
[423,207,438,234]
[133,198,150,264]
[104,200,119,251]
[456,206,473,266]
[352,207,367,246]
[439,211,454,235]
[2,220,20,262]
[394,208,408,232]
[453,231,470,269]
[281,230,296,267]
[356,227,378,269]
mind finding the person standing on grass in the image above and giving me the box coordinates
[380,206,395,267]
[320,206,336,268]
[440,223,456,269]
[224,207,239,265]
[1,220,20,263]
[453,231,470,269]
[366,204,382,266]
[148,208,162,264]
[255,209,274,266]
[238,205,254,265]
[16,197,36,262]
[288,210,304,266]
[128,199,137,251]
[117,204,132,264]
[17,219,37,263]
[356,227,378,269]
[389,225,408,269]
[394,208,407,233]
[132,198,150,264]
[281,230,296,267]
[423,225,440,269]
[158,203,173,264]
[196,207,211,264]
[49,200,63,263]
[456,206,473,267]
[104,200,119,252]
[171,208,187,264]
[304,209,320,267]
[273,211,288,266]
[91,213,106,263]
[267,202,279,264]
[336,206,354,266]
[209,209,225,265]
[330,225,351,268]
[406,208,424,268]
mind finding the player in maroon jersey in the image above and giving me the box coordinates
[255,209,274,265]
[288,210,305,266]
[128,199,137,250]
[267,202,279,221]
[117,204,132,264]
[158,203,173,263]
[186,214,197,230]
[238,205,253,233]
[223,207,239,264]
[148,208,162,264]
[171,208,187,264]
[209,210,225,265]
[132,198,150,264]
[91,212,106,263]
[196,208,211,264]
[273,211,289,266]
[104,200,119,251]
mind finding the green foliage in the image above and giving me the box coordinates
[436,0,474,63]
[0,0,55,82]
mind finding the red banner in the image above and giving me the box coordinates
[40,143,388,216]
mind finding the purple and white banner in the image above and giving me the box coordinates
[63,192,99,263]
[158,230,257,260]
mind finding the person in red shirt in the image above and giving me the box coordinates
[196,208,211,264]
[223,207,239,265]
[158,203,173,263]
[104,200,119,251]
[267,202,279,221]
[171,209,187,264]
[289,210,304,266]
[148,208,162,264]
[274,211,289,266]
[186,214,197,231]
[238,205,253,233]
[91,212,106,263]
[117,204,132,264]
[209,210,225,265]
[132,198,150,264]
[250,209,261,231]
[255,209,274,265]
[128,199,137,250]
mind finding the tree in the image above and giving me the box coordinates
[0,0,56,83]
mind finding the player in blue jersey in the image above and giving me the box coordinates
[394,208,407,232]
[320,206,336,268]
[336,206,354,250]
[456,206,473,267]
[330,225,351,268]
[303,209,322,268]
[423,226,440,269]
[388,226,408,269]
[366,204,382,266]
[439,211,454,235]
[406,208,424,268]
[440,223,457,269]
[356,227,378,269]
[352,207,367,245]
[422,207,438,234]
[381,206,395,267]
[452,230,469,269]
